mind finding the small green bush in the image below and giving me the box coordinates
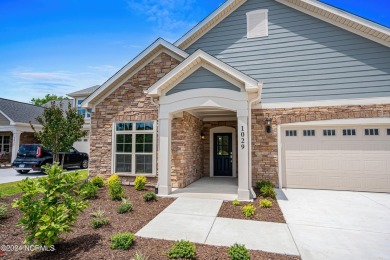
[260,185,276,199]
[242,204,256,217]
[228,243,250,260]
[167,240,196,259]
[232,199,240,206]
[111,232,135,250]
[91,208,110,228]
[255,180,273,190]
[107,174,124,201]
[117,198,133,214]
[81,181,98,199]
[0,203,8,219]
[134,176,147,191]
[143,192,157,202]
[259,199,273,208]
[91,176,104,188]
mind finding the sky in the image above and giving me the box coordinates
[0,0,389,103]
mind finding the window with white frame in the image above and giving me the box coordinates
[114,121,155,175]
[364,128,379,136]
[286,130,297,137]
[303,130,315,136]
[387,129,390,135]
[0,135,10,153]
[77,99,92,119]
[343,129,356,136]
[323,129,336,136]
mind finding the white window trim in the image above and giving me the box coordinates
[77,98,91,119]
[246,9,269,39]
[0,135,11,153]
[112,121,157,176]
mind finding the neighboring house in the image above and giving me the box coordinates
[0,90,95,164]
[81,0,390,200]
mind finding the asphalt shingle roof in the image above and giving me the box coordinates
[0,98,44,124]
[67,85,100,97]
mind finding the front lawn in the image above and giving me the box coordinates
[0,170,88,198]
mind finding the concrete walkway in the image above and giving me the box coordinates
[0,168,45,184]
[277,189,390,260]
[136,197,299,256]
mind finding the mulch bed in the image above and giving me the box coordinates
[217,189,286,223]
[0,186,296,259]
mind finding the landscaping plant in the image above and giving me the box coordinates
[255,180,273,190]
[134,176,147,191]
[91,176,104,188]
[228,243,251,260]
[91,209,110,229]
[167,240,196,259]
[143,192,157,202]
[0,202,7,219]
[107,174,124,201]
[134,251,149,260]
[242,204,256,217]
[81,181,98,199]
[111,232,135,250]
[259,199,273,208]
[12,164,88,246]
[232,199,240,206]
[260,185,276,199]
[117,198,133,214]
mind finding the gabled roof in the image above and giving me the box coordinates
[0,98,44,125]
[82,38,189,109]
[67,85,100,97]
[146,49,261,97]
[175,0,390,49]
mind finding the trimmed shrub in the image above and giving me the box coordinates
[232,199,240,206]
[118,198,133,214]
[111,232,135,250]
[259,199,273,208]
[255,180,273,190]
[242,205,256,217]
[91,176,104,188]
[107,174,124,201]
[0,203,8,219]
[134,176,147,191]
[167,240,196,259]
[143,192,157,202]
[260,185,276,199]
[81,181,98,199]
[228,243,250,260]
[11,164,88,246]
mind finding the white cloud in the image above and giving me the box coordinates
[126,0,200,34]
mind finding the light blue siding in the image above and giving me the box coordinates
[185,0,390,103]
[166,67,240,95]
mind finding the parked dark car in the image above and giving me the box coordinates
[12,144,89,174]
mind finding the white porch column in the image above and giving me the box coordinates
[237,110,251,200]
[157,113,172,195]
[11,130,21,162]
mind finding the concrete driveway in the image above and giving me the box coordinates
[0,168,45,184]
[277,189,390,260]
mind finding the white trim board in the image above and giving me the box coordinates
[280,118,390,127]
[256,97,390,109]
[81,38,189,109]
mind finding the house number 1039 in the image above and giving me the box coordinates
[241,126,245,149]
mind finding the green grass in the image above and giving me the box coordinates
[0,170,88,198]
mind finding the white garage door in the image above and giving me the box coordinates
[282,124,390,192]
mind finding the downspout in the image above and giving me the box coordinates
[247,83,262,199]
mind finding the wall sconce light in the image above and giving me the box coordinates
[200,132,205,140]
[265,113,272,133]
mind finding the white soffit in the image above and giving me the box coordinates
[81,38,189,109]
[146,49,261,97]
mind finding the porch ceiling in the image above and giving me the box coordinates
[173,107,237,121]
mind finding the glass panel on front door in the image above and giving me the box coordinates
[214,133,233,176]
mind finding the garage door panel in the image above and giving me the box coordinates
[283,124,390,193]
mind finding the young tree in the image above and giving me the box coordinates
[30,101,87,166]
[31,94,70,106]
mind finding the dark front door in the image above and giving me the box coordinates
[214,133,233,176]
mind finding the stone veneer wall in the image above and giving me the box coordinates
[171,112,204,188]
[89,52,180,179]
[202,121,237,177]
[251,104,390,186]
